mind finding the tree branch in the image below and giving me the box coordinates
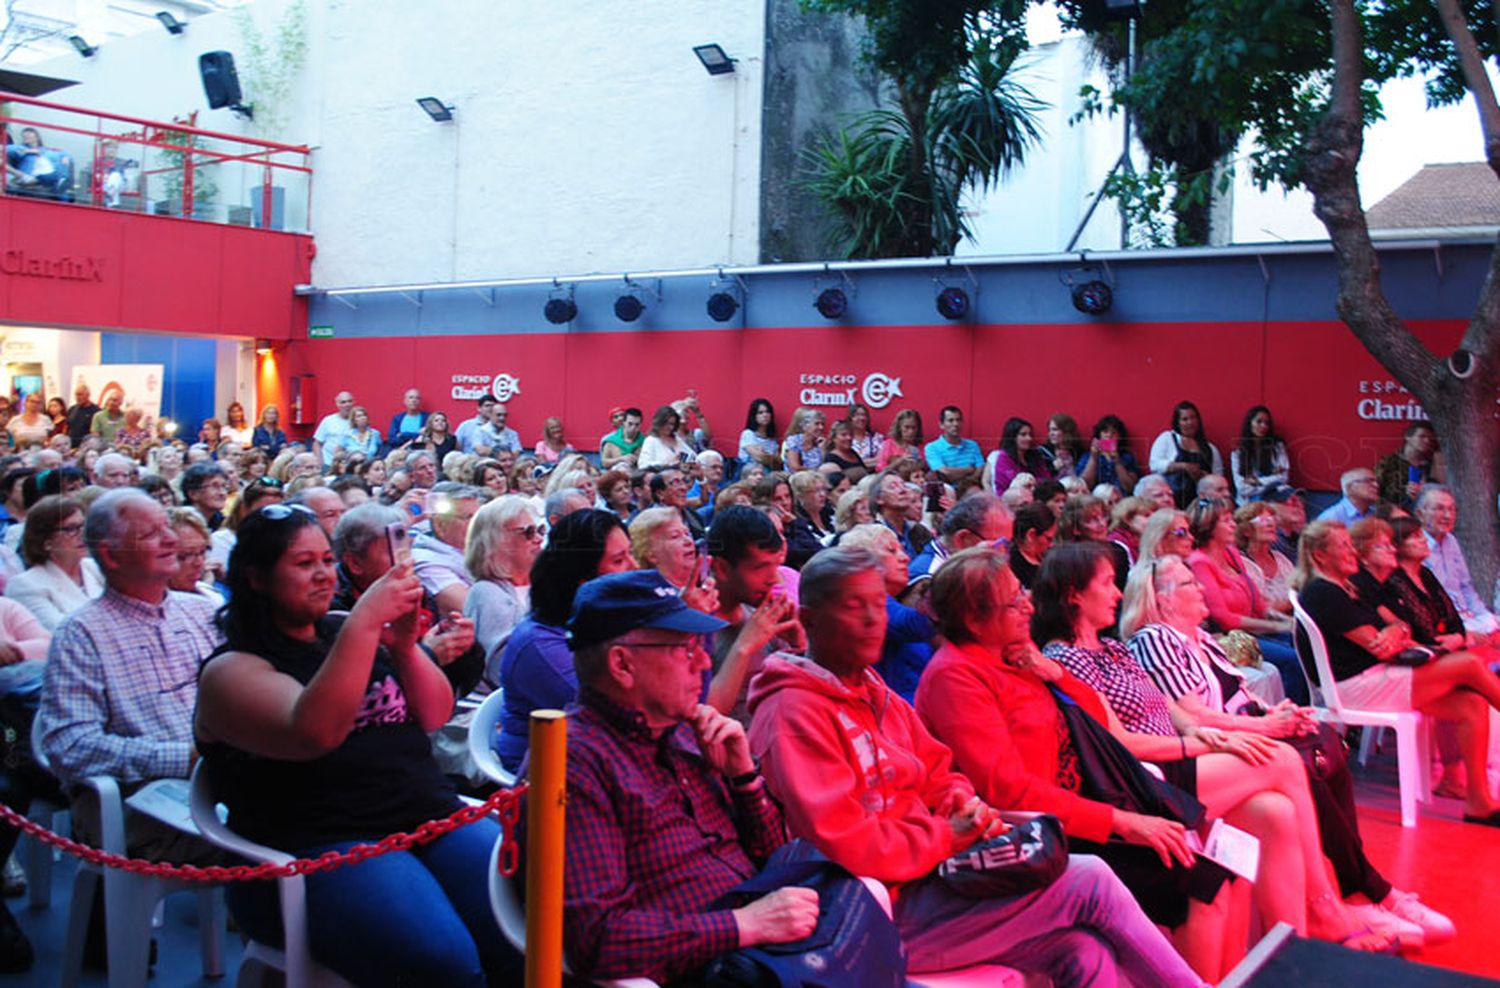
[1436,0,1500,174]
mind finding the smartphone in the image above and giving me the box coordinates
[1407,464,1422,484]
[386,522,412,567]
[1100,436,1118,454]
[696,552,712,587]
[925,478,943,513]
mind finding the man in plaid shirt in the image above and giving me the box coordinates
[559,571,819,984]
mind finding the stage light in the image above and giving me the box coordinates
[543,297,576,324]
[707,292,739,322]
[935,286,969,320]
[416,97,454,123]
[1071,280,1113,315]
[814,288,847,320]
[69,35,98,57]
[614,294,645,322]
[693,44,736,76]
[156,11,186,34]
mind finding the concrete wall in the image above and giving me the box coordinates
[757,0,882,263]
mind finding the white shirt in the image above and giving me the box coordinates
[638,434,694,469]
[5,559,106,631]
[1424,530,1498,634]
[313,412,353,465]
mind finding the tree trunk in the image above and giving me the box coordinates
[1303,0,1500,605]
[897,85,934,257]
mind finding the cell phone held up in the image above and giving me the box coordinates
[386,522,413,568]
[925,478,943,513]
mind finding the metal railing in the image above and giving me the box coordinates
[1,92,312,232]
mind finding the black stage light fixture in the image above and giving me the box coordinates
[814,288,847,320]
[614,294,645,322]
[935,286,969,320]
[1071,280,1114,315]
[706,291,739,322]
[156,11,186,34]
[69,35,98,57]
[543,298,576,324]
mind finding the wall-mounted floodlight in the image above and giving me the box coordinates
[416,97,454,122]
[68,35,98,57]
[156,11,186,34]
[544,283,577,324]
[814,288,847,320]
[693,44,736,76]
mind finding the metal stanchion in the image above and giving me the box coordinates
[525,709,567,988]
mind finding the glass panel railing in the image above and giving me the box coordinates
[1,94,311,232]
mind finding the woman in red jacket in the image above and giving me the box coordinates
[915,548,1243,981]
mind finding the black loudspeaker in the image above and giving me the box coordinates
[199,51,243,109]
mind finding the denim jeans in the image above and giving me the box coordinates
[226,817,508,988]
[894,854,1206,987]
[1256,632,1310,706]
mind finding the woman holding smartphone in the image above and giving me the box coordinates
[195,504,508,986]
[1078,414,1141,494]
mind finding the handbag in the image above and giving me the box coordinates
[930,812,1068,898]
[1049,687,1206,827]
[704,840,906,988]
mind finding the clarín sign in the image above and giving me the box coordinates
[797,372,903,410]
[0,250,105,282]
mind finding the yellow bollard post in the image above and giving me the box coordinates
[525,709,567,988]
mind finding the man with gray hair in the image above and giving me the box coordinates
[289,485,346,538]
[407,450,439,489]
[1417,484,1500,639]
[413,483,483,614]
[543,488,593,529]
[1195,472,1231,504]
[688,449,726,516]
[1317,467,1378,524]
[1134,473,1175,511]
[331,502,481,694]
[35,488,223,860]
[907,491,1012,582]
[92,451,135,489]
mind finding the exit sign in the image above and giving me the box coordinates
[309,326,335,339]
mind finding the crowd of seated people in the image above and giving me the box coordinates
[0,381,1494,983]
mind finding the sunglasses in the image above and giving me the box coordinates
[507,524,547,540]
[250,476,283,489]
[259,503,316,521]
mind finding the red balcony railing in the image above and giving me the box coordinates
[1,92,312,232]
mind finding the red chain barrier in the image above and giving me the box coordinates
[0,784,528,882]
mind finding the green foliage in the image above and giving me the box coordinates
[157,122,218,211]
[232,0,310,139]
[798,5,1043,257]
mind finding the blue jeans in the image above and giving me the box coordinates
[1256,632,1309,706]
[226,817,509,988]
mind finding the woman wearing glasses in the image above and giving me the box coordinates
[464,496,545,688]
[195,503,508,986]
[1034,542,1398,956]
[1122,556,1451,946]
[4,496,103,631]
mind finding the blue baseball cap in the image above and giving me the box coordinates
[567,570,727,649]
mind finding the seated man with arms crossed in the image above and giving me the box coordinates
[560,570,818,984]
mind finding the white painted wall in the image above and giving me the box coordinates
[0,327,101,399]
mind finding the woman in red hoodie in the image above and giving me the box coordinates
[747,546,1204,988]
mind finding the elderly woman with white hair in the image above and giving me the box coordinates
[463,495,545,686]
[541,453,597,500]
[836,523,935,703]
[628,505,717,614]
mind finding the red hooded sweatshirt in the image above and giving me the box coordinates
[746,653,975,887]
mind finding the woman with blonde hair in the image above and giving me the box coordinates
[1109,495,1155,566]
[464,495,544,685]
[628,505,717,614]
[1137,508,1194,567]
[541,454,596,500]
[877,409,923,470]
[781,407,826,472]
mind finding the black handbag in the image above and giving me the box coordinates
[930,812,1068,898]
[704,840,906,988]
[1049,687,1206,827]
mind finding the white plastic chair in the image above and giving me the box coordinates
[18,793,67,908]
[1289,590,1432,827]
[187,763,353,988]
[468,688,518,788]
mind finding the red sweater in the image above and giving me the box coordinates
[914,640,1116,844]
[747,654,975,886]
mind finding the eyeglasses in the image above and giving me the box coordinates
[626,640,701,662]
[259,503,316,521]
[250,477,283,489]
[58,522,85,536]
[990,536,1012,558]
[1170,527,1190,538]
[507,524,547,540]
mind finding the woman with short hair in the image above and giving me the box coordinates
[4,495,103,630]
[781,408,826,473]
[464,496,544,686]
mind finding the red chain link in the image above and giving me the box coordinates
[0,784,528,882]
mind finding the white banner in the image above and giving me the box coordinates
[69,364,164,430]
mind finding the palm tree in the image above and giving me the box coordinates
[802,34,1044,259]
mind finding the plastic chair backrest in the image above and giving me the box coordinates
[1288,590,1347,717]
[468,689,517,788]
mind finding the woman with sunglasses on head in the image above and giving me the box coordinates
[1186,497,1306,705]
[1034,541,1398,956]
[463,496,545,689]
[1122,556,1449,946]
[195,503,507,986]
[492,509,635,772]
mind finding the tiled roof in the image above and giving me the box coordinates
[1366,162,1500,231]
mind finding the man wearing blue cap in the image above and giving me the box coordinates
[558,570,820,984]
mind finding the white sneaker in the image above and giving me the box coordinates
[1345,901,1423,951]
[1384,890,1456,944]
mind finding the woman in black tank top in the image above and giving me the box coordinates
[195,504,508,987]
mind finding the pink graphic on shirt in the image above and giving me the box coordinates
[353,674,409,729]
